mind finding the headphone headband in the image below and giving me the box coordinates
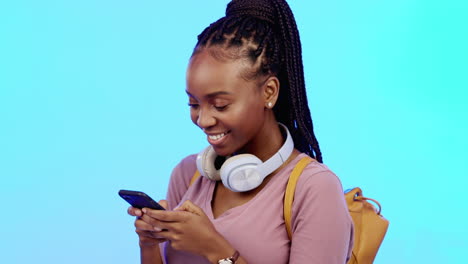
[254,123,294,177]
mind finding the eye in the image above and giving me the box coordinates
[188,103,199,109]
[214,105,228,111]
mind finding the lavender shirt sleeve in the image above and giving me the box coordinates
[289,168,354,263]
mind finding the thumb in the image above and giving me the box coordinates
[158,199,169,210]
[174,200,203,216]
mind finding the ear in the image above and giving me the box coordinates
[262,76,280,109]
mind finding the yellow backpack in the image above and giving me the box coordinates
[190,156,389,264]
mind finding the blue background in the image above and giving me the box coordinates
[1,0,467,263]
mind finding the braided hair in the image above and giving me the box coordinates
[192,0,323,163]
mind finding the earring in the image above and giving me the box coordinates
[267,102,273,108]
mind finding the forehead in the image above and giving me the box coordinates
[186,49,255,96]
[188,49,245,81]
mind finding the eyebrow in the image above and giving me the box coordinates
[185,90,231,99]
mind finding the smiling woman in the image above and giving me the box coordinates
[2,0,466,263]
[126,0,353,263]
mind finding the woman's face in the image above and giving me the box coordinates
[186,48,269,157]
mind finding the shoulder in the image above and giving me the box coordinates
[290,154,349,218]
[295,155,344,198]
[173,154,198,174]
[170,154,198,186]
[166,154,199,209]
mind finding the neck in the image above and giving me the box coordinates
[245,120,284,162]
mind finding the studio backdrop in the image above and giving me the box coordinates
[0,0,466,263]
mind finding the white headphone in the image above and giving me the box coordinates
[196,123,294,192]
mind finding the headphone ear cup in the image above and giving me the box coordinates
[196,146,221,181]
[220,154,263,192]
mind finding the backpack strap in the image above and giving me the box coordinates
[190,170,201,186]
[189,156,314,240]
[284,156,314,239]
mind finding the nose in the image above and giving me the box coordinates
[196,108,216,129]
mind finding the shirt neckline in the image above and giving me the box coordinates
[205,153,307,220]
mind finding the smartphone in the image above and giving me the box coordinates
[118,189,165,210]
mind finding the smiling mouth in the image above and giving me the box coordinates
[209,132,227,140]
[207,131,230,145]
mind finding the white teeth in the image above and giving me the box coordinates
[209,133,226,140]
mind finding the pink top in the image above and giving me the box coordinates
[160,153,354,264]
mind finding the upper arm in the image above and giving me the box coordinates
[289,169,354,264]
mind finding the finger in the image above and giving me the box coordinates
[128,206,142,217]
[139,213,168,231]
[138,230,168,240]
[136,218,172,234]
[174,200,204,216]
[143,208,188,222]
[136,229,168,245]
[135,218,155,231]
[147,229,174,241]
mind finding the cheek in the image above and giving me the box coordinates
[231,100,265,123]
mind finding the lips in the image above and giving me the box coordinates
[207,131,230,146]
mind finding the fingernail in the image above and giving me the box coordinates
[142,208,147,214]
[154,227,162,232]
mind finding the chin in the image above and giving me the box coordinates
[212,145,235,157]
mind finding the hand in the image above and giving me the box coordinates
[142,200,233,260]
[127,200,169,247]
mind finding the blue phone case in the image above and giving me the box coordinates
[118,189,165,210]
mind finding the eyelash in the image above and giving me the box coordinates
[187,103,228,111]
[214,105,228,111]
